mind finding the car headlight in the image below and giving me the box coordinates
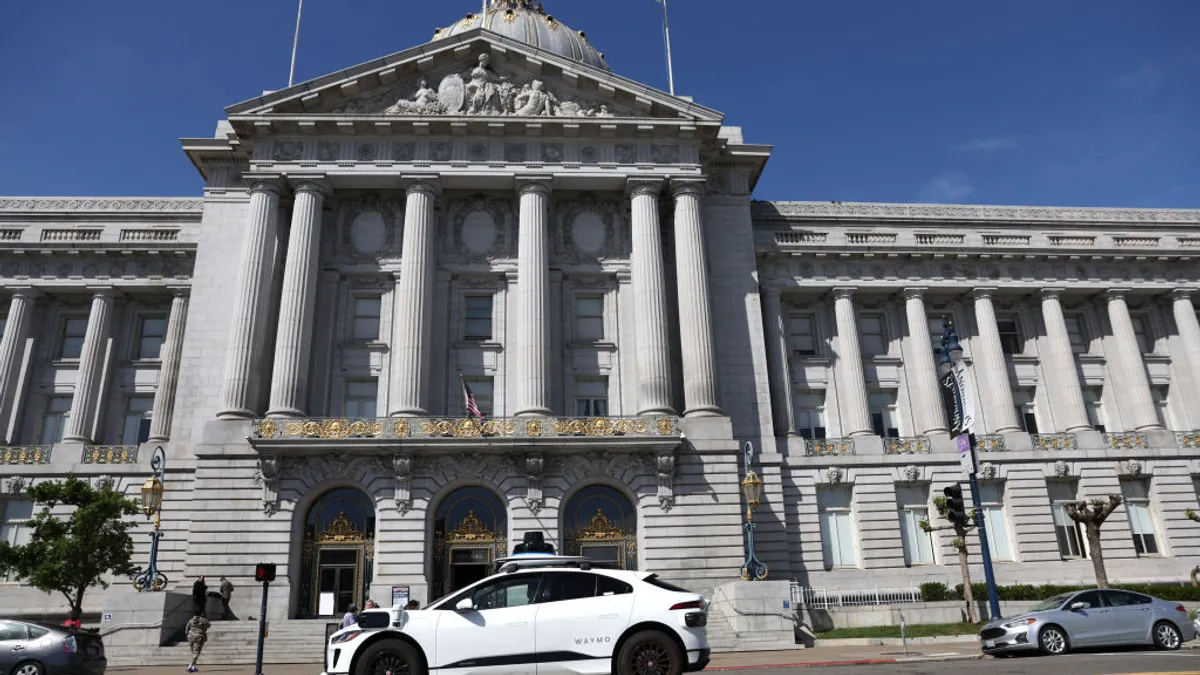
[330,631,363,644]
[1002,618,1037,629]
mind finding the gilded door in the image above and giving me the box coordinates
[563,485,638,569]
[432,486,507,598]
[300,488,376,617]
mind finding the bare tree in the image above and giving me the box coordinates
[922,496,976,623]
[1064,494,1123,589]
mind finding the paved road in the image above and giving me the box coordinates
[716,650,1199,675]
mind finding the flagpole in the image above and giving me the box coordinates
[661,0,676,95]
[288,0,304,87]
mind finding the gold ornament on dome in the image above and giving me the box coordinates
[315,512,368,544]
[446,510,501,543]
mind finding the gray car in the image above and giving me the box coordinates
[979,589,1196,656]
[0,621,106,675]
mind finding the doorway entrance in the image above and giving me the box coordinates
[562,484,638,569]
[432,486,506,599]
[300,488,375,617]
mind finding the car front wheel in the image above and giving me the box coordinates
[354,639,425,675]
[617,630,683,675]
[1038,626,1069,656]
[14,662,44,675]
[1153,621,1181,650]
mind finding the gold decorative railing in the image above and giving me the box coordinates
[253,416,681,441]
[1032,433,1077,451]
[82,445,140,464]
[1104,433,1148,450]
[976,434,1006,452]
[884,437,931,455]
[1175,431,1200,449]
[0,446,52,465]
[804,438,854,457]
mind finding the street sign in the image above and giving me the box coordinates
[957,434,976,475]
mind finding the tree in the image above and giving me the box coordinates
[0,475,141,617]
[1064,494,1123,589]
[921,493,976,623]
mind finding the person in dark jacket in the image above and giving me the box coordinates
[192,576,207,615]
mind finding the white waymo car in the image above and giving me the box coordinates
[324,541,710,675]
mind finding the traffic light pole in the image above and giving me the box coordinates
[966,434,1002,621]
[255,580,269,675]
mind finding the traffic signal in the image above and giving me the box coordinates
[943,485,968,526]
[255,563,277,583]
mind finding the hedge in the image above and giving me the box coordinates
[933,583,1200,603]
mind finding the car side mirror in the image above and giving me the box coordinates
[455,597,475,612]
[1070,602,1086,611]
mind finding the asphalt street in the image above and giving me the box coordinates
[714,651,1199,675]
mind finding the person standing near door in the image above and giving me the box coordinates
[218,577,234,619]
[341,604,359,628]
[186,611,211,672]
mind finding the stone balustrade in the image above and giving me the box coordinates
[884,437,931,455]
[1031,433,1078,450]
[975,434,1006,452]
[804,438,855,457]
[0,446,52,465]
[1104,432,1149,450]
[252,415,681,442]
[82,445,141,464]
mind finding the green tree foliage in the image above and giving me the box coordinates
[0,475,141,615]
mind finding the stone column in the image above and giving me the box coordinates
[1105,289,1162,431]
[388,178,440,417]
[63,289,116,443]
[903,288,947,435]
[628,179,675,416]
[971,288,1021,433]
[513,178,553,417]
[0,288,37,444]
[671,180,721,416]
[762,287,796,436]
[218,180,282,418]
[267,179,330,417]
[1170,289,1200,428]
[147,290,190,443]
[1039,288,1091,432]
[832,287,872,437]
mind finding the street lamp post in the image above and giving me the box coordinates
[939,319,1002,620]
[133,446,169,592]
[739,441,768,581]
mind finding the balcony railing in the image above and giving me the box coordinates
[252,415,681,441]
[804,438,854,457]
[82,445,140,464]
[1032,433,1077,451]
[0,446,52,465]
[1104,432,1148,450]
[884,437,930,455]
[976,434,1006,452]
[1175,431,1200,449]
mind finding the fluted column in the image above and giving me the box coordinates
[628,179,675,416]
[671,180,721,416]
[147,290,190,443]
[903,288,947,435]
[1171,289,1200,428]
[388,179,440,417]
[0,288,37,444]
[63,289,116,443]
[1105,290,1162,430]
[971,288,1021,433]
[268,179,330,417]
[218,180,282,418]
[513,178,553,417]
[762,287,796,436]
[1039,289,1091,432]
[832,288,872,437]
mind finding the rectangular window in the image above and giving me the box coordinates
[859,313,887,357]
[788,315,818,356]
[58,317,88,359]
[794,394,826,439]
[1130,314,1152,354]
[1120,479,1158,556]
[869,391,899,438]
[1151,386,1172,430]
[464,295,493,341]
[1064,314,1088,352]
[120,396,154,445]
[817,487,856,569]
[1,499,34,581]
[575,296,605,341]
[352,297,382,341]
[1048,481,1087,559]
[41,395,71,444]
[978,482,1013,562]
[344,380,378,419]
[135,315,167,359]
[927,316,947,355]
[463,377,493,417]
[1014,390,1038,434]
[574,377,609,417]
[1083,388,1106,433]
[997,316,1022,355]
[895,485,935,566]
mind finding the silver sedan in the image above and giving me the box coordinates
[978,589,1196,656]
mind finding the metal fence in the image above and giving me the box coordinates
[790,583,922,609]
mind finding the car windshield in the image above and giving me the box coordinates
[1030,593,1075,612]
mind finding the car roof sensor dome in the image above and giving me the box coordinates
[512,531,556,556]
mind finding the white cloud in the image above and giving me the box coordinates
[917,171,975,203]
[955,137,1017,152]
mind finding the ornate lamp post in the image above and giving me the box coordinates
[133,446,169,592]
[739,441,768,581]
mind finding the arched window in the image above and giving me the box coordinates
[562,484,637,570]
[432,486,507,598]
[299,487,375,618]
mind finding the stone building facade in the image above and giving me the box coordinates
[2,0,1199,624]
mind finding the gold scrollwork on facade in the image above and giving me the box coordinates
[1105,433,1147,450]
[0,446,52,465]
[82,445,140,465]
[577,509,627,540]
[259,420,278,439]
[1176,432,1200,449]
[315,512,368,544]
[526,420,543,437]
[394,420,410,438]
[446,510,501,543]
[657,417,675,436]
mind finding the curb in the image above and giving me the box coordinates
[707,652,981,671]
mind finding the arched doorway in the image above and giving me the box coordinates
[563,484,638,569]
[299,487,375,618]
[432,486,506,598]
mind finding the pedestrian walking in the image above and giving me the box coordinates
[341,604,359,628]
[219,576,234,619]
[191,576,207,615]
[185,611,211,672]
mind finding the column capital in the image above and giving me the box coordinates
[1105,287,1132,301]
[626,177,665,199]
[831,286,857,300]
[515,176,553,197]
[245,174,284,194]
[761,284,783,299]
[669,178,706,198]
[85,286,120,300]
[5,286,41,300]
[289,175,331,196]
[1170,287,1196,301]
[902,287,928,300]
[971,286,998,299]
[401,175,442,197]
[166,284,191,298]
[1039,287,1065,300]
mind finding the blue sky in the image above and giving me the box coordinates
[1,0,1197,207]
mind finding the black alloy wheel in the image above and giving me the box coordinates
[617,631,683,675]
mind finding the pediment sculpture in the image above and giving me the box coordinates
[333,54,619,118]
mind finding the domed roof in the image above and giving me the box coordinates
[433,1,609,72]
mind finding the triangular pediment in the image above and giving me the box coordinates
[226,30,723,125]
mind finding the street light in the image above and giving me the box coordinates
[739,441,768,581]
[938,319,1001,620]
[133,446,169,592]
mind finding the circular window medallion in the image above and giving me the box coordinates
[570,211,606,253]
[350,211,387,255]
[461,210,498,254]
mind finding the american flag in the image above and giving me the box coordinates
[461,377,483,419]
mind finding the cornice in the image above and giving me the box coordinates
[0,198,204,214]
[753,200,1200,226]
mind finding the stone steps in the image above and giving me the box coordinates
[106,620,335,667]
